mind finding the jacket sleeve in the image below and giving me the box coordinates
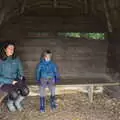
[36,63,41,82]
[0,60,12,84]
[0,76,12,84]
[53,63,60,82]
[17,57,24,79]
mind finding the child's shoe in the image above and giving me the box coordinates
[40,97,45,113]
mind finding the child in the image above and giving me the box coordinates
[36,50,60,112]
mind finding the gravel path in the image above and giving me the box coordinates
[0,92,120,120]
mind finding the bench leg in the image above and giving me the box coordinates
[88,86,94,103]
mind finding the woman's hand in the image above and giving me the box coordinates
[12,80,18,85]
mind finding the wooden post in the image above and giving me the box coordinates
[88,85,94,103]
[0,91,7,105]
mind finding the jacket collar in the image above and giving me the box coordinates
[41,59,51,64]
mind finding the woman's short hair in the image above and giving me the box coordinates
[0,40,17,60]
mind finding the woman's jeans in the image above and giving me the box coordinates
[0,78,29,100]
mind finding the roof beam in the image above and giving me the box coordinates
[26,0,85,8]
[103,0,113,32]
[84,0,88,14]
[53,0,57,8]
[20,0,26,14]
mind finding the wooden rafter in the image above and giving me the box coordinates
[103,0,113,32]
[59,0,84,6]
[26,0,53,8]
[91,0,95,14]
[0,0,4,25]
[0,9,5,25]
[53,0,57,8]
[77,0,85,4]
[15,0,26,14]
[26,0,85,8]
[84,0,88,14]
[20,0,26,14]
[57,1,83,8]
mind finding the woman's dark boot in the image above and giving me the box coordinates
[14,95,24,111]
[50,95,57,110]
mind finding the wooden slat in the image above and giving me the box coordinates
[0,91,7,104]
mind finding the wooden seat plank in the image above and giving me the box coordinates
[0,91,8,105]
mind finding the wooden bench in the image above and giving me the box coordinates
[57,77,120,103]
[0,90,8,105]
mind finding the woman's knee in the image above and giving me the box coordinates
[20,87,29,96]
[9,91,18,100]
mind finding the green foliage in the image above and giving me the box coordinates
[88,33,104,40]
[58,32,105,40]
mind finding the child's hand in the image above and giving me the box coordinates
[37,80,41,85]
[54,77,60,83]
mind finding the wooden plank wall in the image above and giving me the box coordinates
[0,14,108,85]
[15,35,108,84]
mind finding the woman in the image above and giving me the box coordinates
[0,41,29,112]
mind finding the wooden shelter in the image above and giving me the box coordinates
[0,0,120,97]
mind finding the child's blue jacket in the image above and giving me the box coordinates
[36,59,60,83]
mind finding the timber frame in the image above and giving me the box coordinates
[0,0,120,98]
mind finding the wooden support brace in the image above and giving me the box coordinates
[84,0,88,14]
[88,85,94,103]
[0,9,5,25]
[0,91,7,105]
[53,0,57,8]
[20,0,26,14]
[103,0,113,33]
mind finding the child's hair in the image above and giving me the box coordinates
[44,50,52,56]
[0,40,17,60]
[41,49,52,59]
